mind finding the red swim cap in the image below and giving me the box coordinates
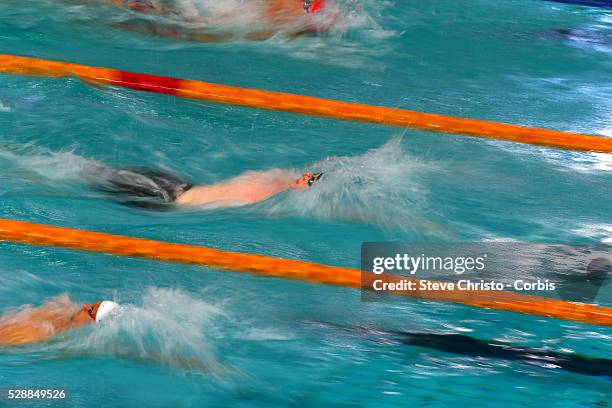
[305,0,325,13]
[310,0,325,13]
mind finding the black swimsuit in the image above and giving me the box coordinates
[94,167,192,210]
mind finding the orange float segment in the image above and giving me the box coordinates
[70,64,122,87]
[0,54,611,153]
[180,81,612,152]
[364,273,612,327]
[0,218,362,288]
[0,54,71,77]
[0,218,610,327]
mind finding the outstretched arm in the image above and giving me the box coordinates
[175,170,313,207]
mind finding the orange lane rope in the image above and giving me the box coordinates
[0,54,611,153]
[0,218,610,326]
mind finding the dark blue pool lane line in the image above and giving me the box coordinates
[545,0,612,8]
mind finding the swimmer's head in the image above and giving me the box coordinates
[308,172,323,186]
[292,172,323,189]
[304,0,325,13]
[72,301,119,326]
[94,301,119,322]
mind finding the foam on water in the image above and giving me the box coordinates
[264,136,448,236]
[0,100,11,113]
[0,147,99,183]
[140,0,388,34]
[50,288,230,375]
[573,224,612,243]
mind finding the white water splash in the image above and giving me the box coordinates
[0,100,11,112]
[55,287,230,375]
[264,137,448,236]
[573,224,612,244]
[0,145,102,184]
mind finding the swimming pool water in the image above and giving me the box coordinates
[0,0,611,407]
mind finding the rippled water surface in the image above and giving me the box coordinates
[0,0,611,407]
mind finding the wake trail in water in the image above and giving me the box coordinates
[0,145,100,184]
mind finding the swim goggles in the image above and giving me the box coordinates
[87,304,96,320]
[307,172,324,187]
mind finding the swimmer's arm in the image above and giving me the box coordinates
[0,323,54,346]
[174,185,227,206]
[115,21,279,43]
[175,178,295,206]
[0,303,77,346]
[188,30,278,42]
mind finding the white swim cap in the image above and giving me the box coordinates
[95,301,119,322]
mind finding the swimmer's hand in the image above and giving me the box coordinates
[290,172,323,190]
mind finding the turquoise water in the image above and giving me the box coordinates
[1,0,611,406]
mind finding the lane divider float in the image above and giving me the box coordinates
[0,54,611,153]
[1,218,610,327]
